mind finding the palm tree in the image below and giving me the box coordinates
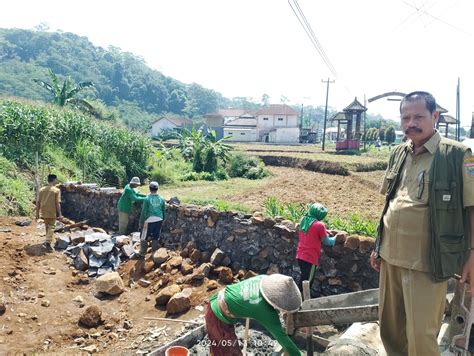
[33,68,96,114]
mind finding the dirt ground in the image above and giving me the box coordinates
[0,217,217,354]
[224,167,385,221]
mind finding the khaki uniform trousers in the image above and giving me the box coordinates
[43,218,56,244]
[379,260,447,356]
[118,212,130,235]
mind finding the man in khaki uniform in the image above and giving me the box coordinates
[36,174,62,251]
[370,91,474,355]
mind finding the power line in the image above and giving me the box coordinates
[401,0,473,37]
[288,0,338,78]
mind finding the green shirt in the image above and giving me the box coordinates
[117,184,146,213]
[139,194,166,225]
[210,275,301,356]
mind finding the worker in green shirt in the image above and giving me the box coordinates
[135,181,166,259]
[205,274,302,356]
[117,176,146,234]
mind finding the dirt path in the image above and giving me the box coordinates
[0,217,214,354]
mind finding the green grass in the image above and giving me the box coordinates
[183,197,251,213]
[0,155,33,216]
[263,196,377,237]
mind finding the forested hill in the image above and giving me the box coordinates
[0,28,227,130]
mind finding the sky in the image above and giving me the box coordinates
[1,0,473,128]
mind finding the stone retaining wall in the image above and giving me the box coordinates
[60,184,379,295]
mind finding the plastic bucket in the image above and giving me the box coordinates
[165,346,189,356]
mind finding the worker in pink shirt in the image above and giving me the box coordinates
[296,203,336,292]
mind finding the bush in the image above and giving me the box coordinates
[0,155,33,216]
[149,149,192,185]
[228,153,269,179]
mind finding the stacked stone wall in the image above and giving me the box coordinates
[60,185,379,295]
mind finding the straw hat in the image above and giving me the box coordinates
[260,274,302,313]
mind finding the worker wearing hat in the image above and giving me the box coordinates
[205,274,302,356]
[117,177,146,234]
[134,181,166,259]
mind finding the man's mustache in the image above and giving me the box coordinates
[405,127,422,134]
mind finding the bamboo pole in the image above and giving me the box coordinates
[143,317,202,325]
[242,317,250,355]
[303,280,314,356]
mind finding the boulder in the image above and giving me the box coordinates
[95,272,124,295]
[210,248,225,266]
[218,267,234,284]
[207,280,219,291]
[70,231,85,245]
[55,234,71,250]
[180,248,189,258]
[201,251,211,263]
[168,256,183,268]
[74,250,89,271]
[0,302,5,315]
[244,270,258,280]
[181,262,194,275]
[190,249,202,263]
[114,235,131,247]
[153,248,169,265]
[155,284,181,306]
[143,261,155,274]
[193,263,212,280]
[166,290,191,314]
[79,305,102,327]
[344,236,360,250]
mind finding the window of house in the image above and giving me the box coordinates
[229,132,233,135]
[263,118,269,121]
[278,118,284,121]
[240,132,246,135]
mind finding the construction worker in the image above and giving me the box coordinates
[135,181,165,259]
[205,274,302,356]
[296,203,336,292]
[117,176,146,234]
[36,174,62,251]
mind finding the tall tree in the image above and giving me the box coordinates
[385,126,396,144]
[33,68,96,114]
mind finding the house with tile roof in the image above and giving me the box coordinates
[150,117,193,137]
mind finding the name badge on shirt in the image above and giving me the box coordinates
[442,194,451,201]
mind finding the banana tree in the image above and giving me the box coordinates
[33,68,96,114]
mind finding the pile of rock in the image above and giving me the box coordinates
[54,221,141,277]
[140,243,258,315]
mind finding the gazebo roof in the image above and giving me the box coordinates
[436,104,448,114]
[439,114,456,124]
[343,97,367,112]
[329,112,346,121]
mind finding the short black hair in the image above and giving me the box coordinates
[400,91,437,114]
[150,187,158,192]
[47,174,57,183]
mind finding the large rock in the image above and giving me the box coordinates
[155,284,181,306]
[55,234,71,250]
[181,262,194,275]
[74,250,89,271]
[166,288,192,314]
[79,305,102,327]
[96,272,124,295]
[70,231,85,245]
[190,249,202,263]
[207,280,219,291]
[210,248,225,265]
[218,267,234,284]
[192,263,212,280]
[153,248,170,265]
[168,256,183,268]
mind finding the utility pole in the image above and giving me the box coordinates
[363,94,367,150]
[456,77,460,141]
[321,78,335,151]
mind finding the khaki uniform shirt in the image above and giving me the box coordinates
[380,131,474,272]
[39,185,61,219]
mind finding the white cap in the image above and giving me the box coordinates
[149,181,159,189]
[129,177,141,185]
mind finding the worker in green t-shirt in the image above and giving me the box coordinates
[117,177,146,234]
[205,274,302,356]
[134,181,166,259]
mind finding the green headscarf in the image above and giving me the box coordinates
[299,203,328,233]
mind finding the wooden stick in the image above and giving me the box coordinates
[302,280,314,356]
[143,317,202,325]
[242,317,250,355]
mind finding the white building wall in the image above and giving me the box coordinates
[224,128,257,142]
